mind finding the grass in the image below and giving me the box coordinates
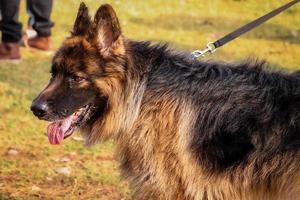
[0,0,299,199]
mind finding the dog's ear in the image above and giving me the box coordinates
[72,2,92,36]
[93,4,122,49]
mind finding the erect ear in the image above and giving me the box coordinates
[72,2,92,36]
[93,4,122,49]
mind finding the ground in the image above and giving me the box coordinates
[0,0,299,199]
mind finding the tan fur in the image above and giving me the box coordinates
[114,96,300,200]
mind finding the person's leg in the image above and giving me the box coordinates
[0,0,21,61]
[26,0,54,51]
[26,0,54,37]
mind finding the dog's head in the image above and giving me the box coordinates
[31,3,126,145]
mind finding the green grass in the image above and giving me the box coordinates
[0,0,299,199]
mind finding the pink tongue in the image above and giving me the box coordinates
[47,116,73,145]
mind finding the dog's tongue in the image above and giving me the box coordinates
[47,116,74,145]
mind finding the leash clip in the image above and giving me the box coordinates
[192,42,216,58]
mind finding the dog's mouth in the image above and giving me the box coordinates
[47,104,96,145]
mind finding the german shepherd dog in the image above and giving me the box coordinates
[31,3,300,200]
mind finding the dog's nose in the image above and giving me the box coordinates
[31,100,50,118]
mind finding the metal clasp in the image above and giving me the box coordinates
[191,42,216,58]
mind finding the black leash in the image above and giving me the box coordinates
[192,0,300,58]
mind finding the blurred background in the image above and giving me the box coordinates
[0,0,299,199]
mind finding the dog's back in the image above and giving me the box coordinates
[116,40,300,200]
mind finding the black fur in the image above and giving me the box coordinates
[129,40,300,172]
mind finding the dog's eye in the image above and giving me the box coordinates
[70,75,85,83]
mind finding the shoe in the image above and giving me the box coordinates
[0,42,21,62]
[21,28,37,47]
[27,36,52,51]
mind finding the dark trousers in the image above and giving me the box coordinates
[0,0,54,43]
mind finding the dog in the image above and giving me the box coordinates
[31,3,300,200]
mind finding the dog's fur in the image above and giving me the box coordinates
[33,3,300,200]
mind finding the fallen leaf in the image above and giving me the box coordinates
[31,185,41,192]
[55,167,72,176]
[7,148,19,156]
[60,156,71,162]
[45,176,53,181]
